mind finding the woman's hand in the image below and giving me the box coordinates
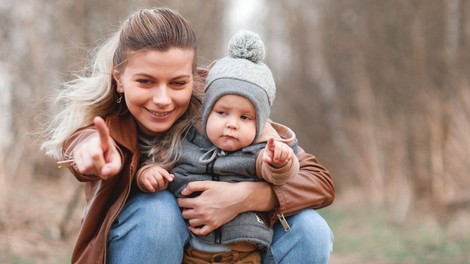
[73,116,122,180]
[177,181,276,235]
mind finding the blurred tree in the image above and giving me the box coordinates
[0,0,224,178]
[264,0,470,223]
[0,0,225,232]
[2,0,470,229]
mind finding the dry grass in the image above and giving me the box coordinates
[1,172,82,264]
[324,193,470,264]
[2,173,470,264]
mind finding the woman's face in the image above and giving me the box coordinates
[114,48,194,136]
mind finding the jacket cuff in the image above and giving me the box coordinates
[265,184,287,226]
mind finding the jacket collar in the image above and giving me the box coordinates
[106,113,138,155]
[256,120,296,145]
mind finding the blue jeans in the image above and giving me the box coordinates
[107,191,333,264]
[261,210,334,264]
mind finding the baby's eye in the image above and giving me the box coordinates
[216,111,227,116]
[241,115,253,120]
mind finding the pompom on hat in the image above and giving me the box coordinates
[201,30,276,141]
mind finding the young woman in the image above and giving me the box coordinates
[41,7,335,264]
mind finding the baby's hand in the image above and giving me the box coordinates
[263,137,294,168]
[137,165,174,192]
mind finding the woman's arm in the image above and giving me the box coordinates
[266,146,335,225]
[177,181,277,236]
[177,146,334,233]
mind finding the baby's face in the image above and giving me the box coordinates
[206,94,257,151]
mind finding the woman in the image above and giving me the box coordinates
[41,7,335,264]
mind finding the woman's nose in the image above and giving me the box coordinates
[152,86,171,106]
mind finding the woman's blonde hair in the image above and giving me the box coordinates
[41,7,201,167]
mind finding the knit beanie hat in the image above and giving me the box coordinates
[201,30,276,141]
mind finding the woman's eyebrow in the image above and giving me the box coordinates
[131,73,192,79]
[172,74,192,79]
[132,72,153,78]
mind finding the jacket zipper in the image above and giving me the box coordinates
[207,160,222,244]
[277,213,291,231]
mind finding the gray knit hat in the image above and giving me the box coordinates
[202,30,276,141]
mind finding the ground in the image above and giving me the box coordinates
[1,173,469,263]
[1,173,80,264]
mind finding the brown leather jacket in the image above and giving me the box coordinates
[62,111,335,264]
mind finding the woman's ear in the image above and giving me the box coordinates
[113,68,123,93]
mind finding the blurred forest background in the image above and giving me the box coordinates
[1,0,470,263]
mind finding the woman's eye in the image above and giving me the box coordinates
[171,81,187,87]
[137,79,151,85]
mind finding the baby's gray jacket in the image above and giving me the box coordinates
[169,125,275,249]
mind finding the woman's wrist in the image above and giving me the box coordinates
[238,181,278,212]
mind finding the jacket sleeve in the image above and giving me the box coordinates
[265,146,335,226]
